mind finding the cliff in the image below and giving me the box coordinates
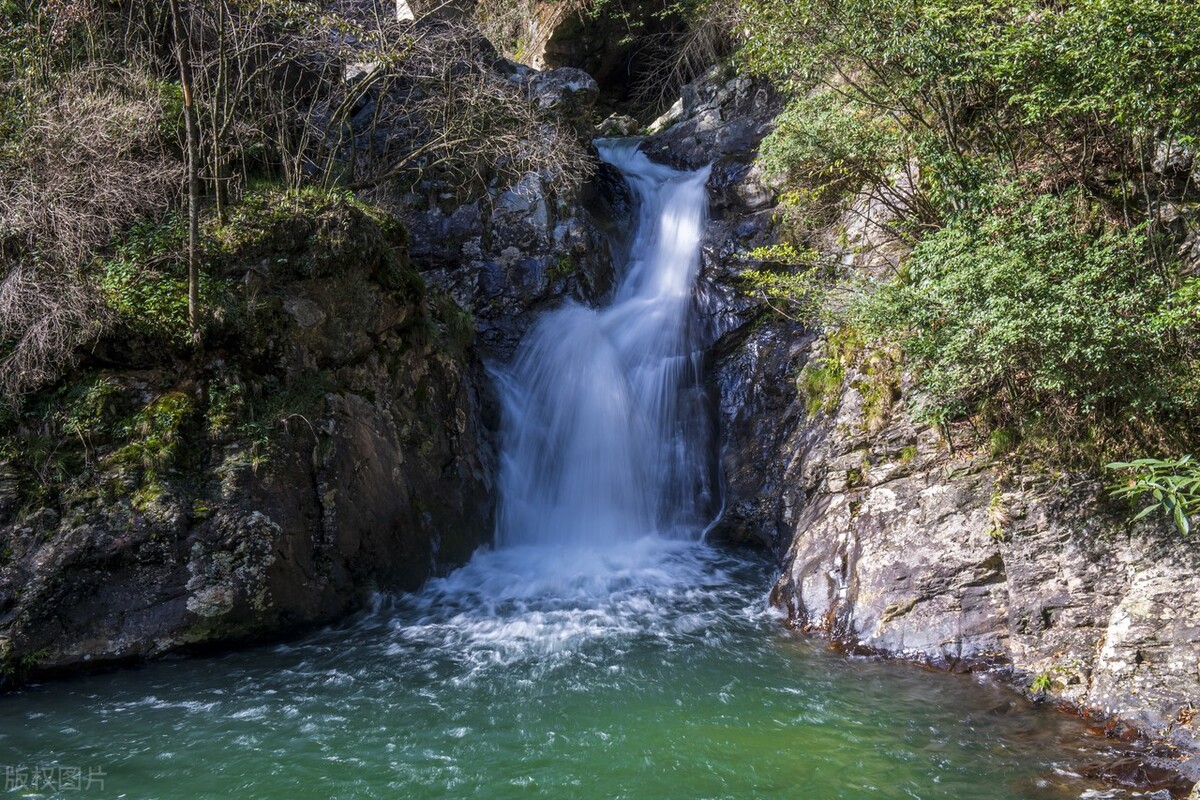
[646,68,1200,776]
[0,190,492,683]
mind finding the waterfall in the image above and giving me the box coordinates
[495,139,718,548]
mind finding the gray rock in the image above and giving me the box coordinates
[643,68,780,172]
[647,99,683,135]
[524,67,599,135]
[1153,140,1194,174]
[282,296,327,329]
[596,114,639,137]
[495,172,550,236]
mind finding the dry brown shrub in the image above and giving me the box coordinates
[0,262,107,399]
[346,17,592,197]
[0,66,183,267]
[0,65,183,401]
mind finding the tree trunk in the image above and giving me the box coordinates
[169,0,201,342]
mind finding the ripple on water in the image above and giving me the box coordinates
[0,540,1177,800]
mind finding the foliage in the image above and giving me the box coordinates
[111,392,196,484]
[798,356,844,418]
[738,242,828,320]
[852,184,1195,458]
[986,0,1200,140]
[758,91,900,196]
[1107,456,1200,536]
[97,215,198,344]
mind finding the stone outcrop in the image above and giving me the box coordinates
[641,66,1200,778]
[400,61,626,360]
[766,369,1200,763]
[0,194,492,684]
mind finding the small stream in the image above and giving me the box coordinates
[0,142,1169,798]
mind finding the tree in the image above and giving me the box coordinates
[168,0,201,342]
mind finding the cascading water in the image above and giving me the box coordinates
[0,140,1151,800]
[495,139,718,548]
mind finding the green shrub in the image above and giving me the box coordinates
[988,428,1018,458]
[854,184,1192,455]
[1107,456,1200,535]
[798,357,845,417]
[987,0,1200,140]
[740,0,1200,466]
[97,215,194,343]
[111,392,195,483]
[758,91,900,192]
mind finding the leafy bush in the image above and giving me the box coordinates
[758,90,901,204]
[1107,456,1200,535]
[97,215,219,345]
[854,184,1195,456]
[740,0,1200,465]
[986,0,1200,139]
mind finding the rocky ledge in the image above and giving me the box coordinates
[0,192,492,684]
[637,66,1200,783]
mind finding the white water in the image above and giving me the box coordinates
[495,139,717,549]
[0,141,1149,800]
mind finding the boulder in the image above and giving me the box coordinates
[0,194,494,685]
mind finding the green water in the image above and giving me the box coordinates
[0,540,1155,798]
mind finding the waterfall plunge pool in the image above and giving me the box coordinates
[0,542,1167,799]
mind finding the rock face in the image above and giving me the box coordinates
[517,0,683,112]
[0,194,492,684]
[383,50,622,361]
[768,386,1200,758]
[645,67,1200,770]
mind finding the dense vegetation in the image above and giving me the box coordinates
[3,0,1198,527]
[735,0,1200,474]
[0,0,587,404]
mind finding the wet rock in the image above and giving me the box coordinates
[597,113,639,137]
[1078,755,1193,793]
[0,197,493,686]
[409,160,619,360]
[647,98,684,135]
[642,66,781,174]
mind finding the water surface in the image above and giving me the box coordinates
[0,542,1154,799]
